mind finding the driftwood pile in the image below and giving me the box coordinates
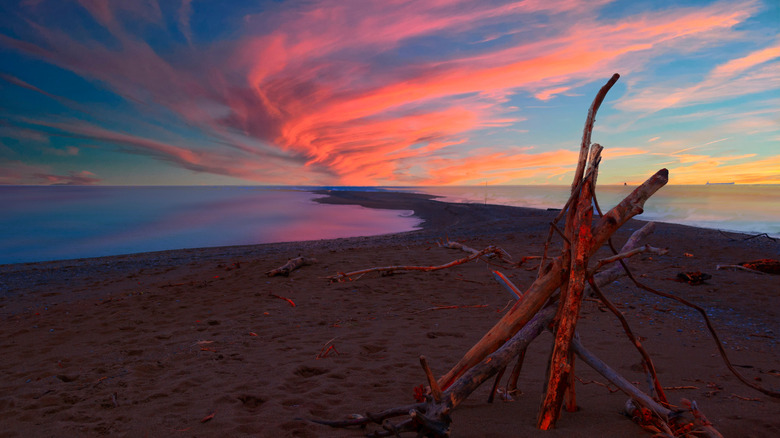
[307,74,779,437]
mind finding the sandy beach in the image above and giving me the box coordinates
[0,191,778,437]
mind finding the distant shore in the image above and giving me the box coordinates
[0,190,778,437]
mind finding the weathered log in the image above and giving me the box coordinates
[571,335,672,420]
[537,145,599,429]
[437,168,668,390]
[573,336,724,437]
[266,256,317,277]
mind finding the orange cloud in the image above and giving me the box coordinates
[667,154,780,184]
[246,0,760,183]
[1,0,771,185]
[419,148,582,185]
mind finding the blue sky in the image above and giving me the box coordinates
[1,0,778,185]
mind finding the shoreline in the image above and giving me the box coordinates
[2,190,777,310]
[1,190,778,437]
[2,186,777,268]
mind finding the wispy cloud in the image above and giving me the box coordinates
[618,39,780,112]
[0,0,774,184]
[0,160,101,185]
[666,154,780,184]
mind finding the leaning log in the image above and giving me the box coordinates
[537,146,598,429]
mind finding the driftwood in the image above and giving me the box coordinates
[715,264,766,274]
[328,246,509,282]
[437,167,669,392]
[310,75,780,437]
[437,239,481,255]
[266,256,317,277]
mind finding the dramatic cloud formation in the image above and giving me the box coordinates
[0,0,777,185]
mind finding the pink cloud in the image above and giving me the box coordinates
[0,0,768,185]
[33,170,101,185]
[0,160,101,185]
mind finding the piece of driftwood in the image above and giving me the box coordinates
[438,238,509,260]
[575,339,724,438]
[328,246,509,282]
[715,264,766,274]
[437,239,480,254]
[740,259,780,274]
[266,256,317,277]
[537,141,600,429]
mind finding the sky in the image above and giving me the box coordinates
[0,0,778,186]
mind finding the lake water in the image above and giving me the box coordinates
[403,184,780,238]
[1,184,777,265]
[0,186,419,265]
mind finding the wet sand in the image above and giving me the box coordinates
[0,190,778,437]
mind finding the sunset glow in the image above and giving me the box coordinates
[1,0,777,186]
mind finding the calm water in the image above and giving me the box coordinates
[0,186,419,265]
[406,185,780,238]
[1,184,777,265]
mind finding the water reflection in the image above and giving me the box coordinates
[0,186,420,264]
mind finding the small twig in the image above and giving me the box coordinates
[618,262,780,399]
[589,245,668,276]
[587,277,669,405]
[492,270,522,299]
[420,356,443,402]
[413,304,487,313]
[269,293,296,307]
[549,222,571,246]
[487,366,507,403]
[496,300,514,313]
[316,338,339,359]
[576,375,620,393]
[718,230,777,242]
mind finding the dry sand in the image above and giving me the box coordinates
[0,191,778,437]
